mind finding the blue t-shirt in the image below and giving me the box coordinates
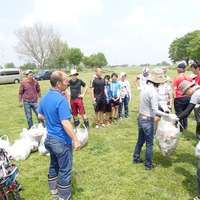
[105,83,112,100]
[112,82,122,98]
[38,89,72,144]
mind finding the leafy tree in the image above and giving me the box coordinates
[82,52,107,70]
[5,63,15,68]
[96,52,107,68]
[67,48,83,68]
[47,39,68,69]
[19,63,36,70]
[14,22,61,68]
[169,30,200,65]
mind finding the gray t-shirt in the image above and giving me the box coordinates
[139,83,158,118]
[190,86,200,104]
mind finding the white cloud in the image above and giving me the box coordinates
[123,6,160,29]
[20,0,103,28]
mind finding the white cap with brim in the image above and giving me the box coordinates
[179,80,195,95]
[26,70,33,75]
[147,68,166,83]
[69,69,79,76]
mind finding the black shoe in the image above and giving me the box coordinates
[133,159,143,164]
[145,164,156,170]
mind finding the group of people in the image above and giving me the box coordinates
[90,68,132,129]
[17,62,200,199]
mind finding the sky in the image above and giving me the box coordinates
[0,0,200,67]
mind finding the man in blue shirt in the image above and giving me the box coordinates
[38,71,80,200]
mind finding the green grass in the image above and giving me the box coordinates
[0,66,198,200]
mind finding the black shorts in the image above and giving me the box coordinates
[95,99,105,112]
[105,100,112,112]
[111,99,120,107]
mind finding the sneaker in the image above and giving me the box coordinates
[100,123,106,128]
[109,118,112,123]
[145,164,156,170]
[114,119,117,124]
[105,120,110,126]
[119,117,123,120]
[125,115,131,119]
[133,159,143,164]
[95,124,99,129]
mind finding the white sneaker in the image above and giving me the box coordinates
[95,125,99,129]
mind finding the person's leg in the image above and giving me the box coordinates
[44,136,60,199]
[197,160,200,199]
[52,141,73,200]
[118,98,124,118]
[144,118,154,169]
[23,101,33,129]
[133,116,145,162]
[71,99,80,128]
[196,123,200,139]
[32,102,45,127]
[124,95,130,118]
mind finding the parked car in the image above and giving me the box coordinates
[0,68,23,84]
[33,71,52,81]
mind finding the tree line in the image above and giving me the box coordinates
[11,23,107,70]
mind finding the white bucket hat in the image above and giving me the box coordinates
[69,69,79,76]
[147,68,166,84]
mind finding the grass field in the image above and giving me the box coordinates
[0,66,198,200]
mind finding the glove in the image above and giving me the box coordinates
[92,100,97,107]
[168,114,179,121]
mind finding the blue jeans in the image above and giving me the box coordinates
[119,95,130,118]
[44,135,73,186]
[133,115,154,168]
[23,101,44,129]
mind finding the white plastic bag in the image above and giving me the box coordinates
[0,135,11,159]
[10,139,31,161]
[19,128,39,152]
[156,116,180,156]
[38,130,49,156]
[74,123,88,148]
[195,141,200,156]
[29,123,45,142]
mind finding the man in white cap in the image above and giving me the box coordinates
[134,67,149,90]
[18,70,44,129]
[133,68,178,170]
[67,69,89,129]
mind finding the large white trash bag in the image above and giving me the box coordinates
[29,123,45,142]
[10,139,31,161]
[74,123,88,148]
[156,116,180,157]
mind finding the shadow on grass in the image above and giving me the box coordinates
[174,166,198,198]
[181,130,199,143]
[154,151,198,168]
[71,172,84,196]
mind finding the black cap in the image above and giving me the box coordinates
[177,63,186,71]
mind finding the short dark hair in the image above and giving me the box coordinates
[191,60,200,69]
[111,73,118,78]
[104,75,110,80]
[50,71,64,87]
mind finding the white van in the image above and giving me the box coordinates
[0,68,23,84]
